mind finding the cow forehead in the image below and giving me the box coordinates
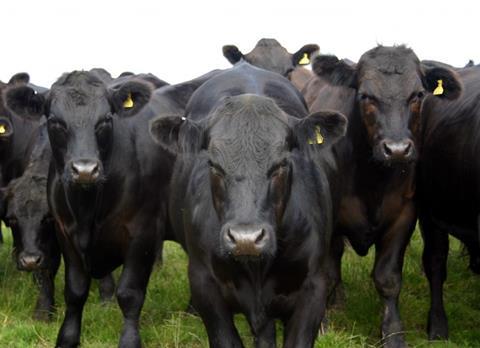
[207,96,290,173]
[50,72,110,122]
[246,40,292,73]
[358,49,423,99]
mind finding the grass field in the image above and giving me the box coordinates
[0,227,479,347]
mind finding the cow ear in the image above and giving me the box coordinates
[293,110,348,149]
[149,115,204,155]
[4,85,45,119]
[422,64,462,100]
[223,45,244,65]
[313,55,357,88]
[8,72,30,85]
[292,44,320,66]
[110,80,152,117]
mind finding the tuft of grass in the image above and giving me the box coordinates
[0,227,479,347]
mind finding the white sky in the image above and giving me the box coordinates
[2,0,478,87]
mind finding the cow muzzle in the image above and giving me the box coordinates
[379,139,415,163]
[69,158,102,185]
[222,224,273,258]
[17,251,45,271]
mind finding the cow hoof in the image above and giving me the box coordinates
[320,316,329,334]
[327,284,346,309]
[428,311,448,340]
[33,309,53,322]
[382,333,406,348]
[185,299,199,316]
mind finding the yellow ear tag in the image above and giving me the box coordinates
[299,52,310,65]
[307,126,324,145]
[433,80,444,96]
[123,93,134,109]
[0,124,6,135]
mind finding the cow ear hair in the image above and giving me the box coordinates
[149,115,205,155]
[312,55,357,88]
[422,64,463,100]
[3,85,45,120]
[110,80,152,117]
[292,110,348,149]
[292,44,319,66]
[8,72,30,85]
[222,45,244,65]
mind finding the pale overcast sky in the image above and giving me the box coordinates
[2,0,478,87]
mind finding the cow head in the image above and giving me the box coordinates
[2,175,54,271]
[0,73,34,157]
[313,45,462,165]
[4,71,152,188]
[150,94,346,261]
[223,38,319,78]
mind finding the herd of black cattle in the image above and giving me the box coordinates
[0,38,478,347]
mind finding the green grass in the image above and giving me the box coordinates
[0,227,479,347]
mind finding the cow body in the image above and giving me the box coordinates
[150,63,347,347]
[418,65,480,340]
[307,46,462,347]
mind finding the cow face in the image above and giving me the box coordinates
[223,38,319,77]
[4,72,152,188]
[2,177,53,271]
[150,95,346,261]
[313,46,462,165]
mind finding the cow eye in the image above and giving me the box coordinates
[48,118,67,132]
[95,115,112,133]
[358,93,376,103]
[6,216,17,226]
[416,91,425,99]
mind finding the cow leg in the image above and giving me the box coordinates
[98,273,115,302]
[283,271,328,348]
[326,233,345,308]
[252,319,275,348]
[373,203,415,348]
[56,255,91,348]
[33,249,61,321]
[420,214,449,340]
[116,236,156,348]
[189,261,243,348]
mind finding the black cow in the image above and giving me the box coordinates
[223,38,319,91]
[0,73,44,243]
[418,65,480,340]
[1,122,115,320]
[150,62,347,348]
[308,45,462,347]
[4,69,219,347]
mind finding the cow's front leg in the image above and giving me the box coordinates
[116,233,156,348]
[34,237,61,321]
[56,251,91,348]
[326,233,345,309]
[373,202,416,348]
[420,213,449,340]
[283,271,328,348]
[189,260,244,348]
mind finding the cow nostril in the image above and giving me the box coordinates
[404,142,412,155]
[255,229,266,244]
[91,163,99,177]
[383,142,392,156]
[227,229,236,243]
